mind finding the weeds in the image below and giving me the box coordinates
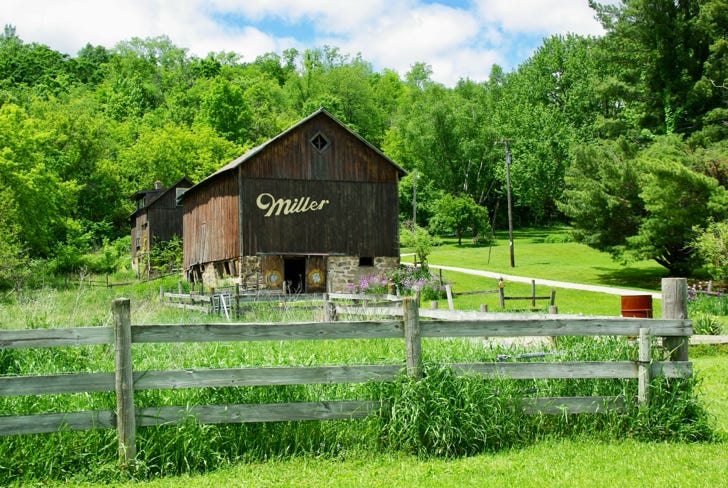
[688,292,727,334]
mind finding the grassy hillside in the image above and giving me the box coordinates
[422,227,668,290]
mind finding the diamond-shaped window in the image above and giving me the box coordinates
[310,132,330,152]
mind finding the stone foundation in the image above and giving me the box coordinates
[327,255,400,293]
[190,255,400,293]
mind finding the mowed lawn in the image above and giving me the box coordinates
[422,227,668,290]
[407,227,675,316]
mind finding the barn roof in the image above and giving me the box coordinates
[186,108,406,194]
[129,176,194,218]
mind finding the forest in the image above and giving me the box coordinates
[0,0,727,288]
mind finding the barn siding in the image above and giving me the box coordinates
[242,178,398,256]
[183,176,239,270]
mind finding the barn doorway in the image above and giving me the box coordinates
[284,257,306,294]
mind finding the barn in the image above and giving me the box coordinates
[130,176,193,275]
[182,109,406,293]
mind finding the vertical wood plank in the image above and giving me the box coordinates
[113,298,136,471]
[531,280,536,307]
[403,296,422,379]
[638,327,651,407]
[661,278,689,362]
[445,285,454,310]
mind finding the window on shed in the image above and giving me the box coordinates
[175,188,188,207]
[310,132,330,153]
[359,257,374,267]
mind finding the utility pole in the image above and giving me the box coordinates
[502,140,515,268]
[412,169,417,226]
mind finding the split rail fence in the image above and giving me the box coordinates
[0,278,692,470]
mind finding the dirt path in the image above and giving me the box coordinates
[427,263,663,299]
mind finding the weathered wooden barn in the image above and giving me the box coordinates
[130,176,193,275]
[182,109,405,293]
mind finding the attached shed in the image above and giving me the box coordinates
[130,176,193,275]
[182,108,406,293]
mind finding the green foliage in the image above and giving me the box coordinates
[689,291,728,335]
[195,77,252,145]
[428,193,489,245]
[399,223,438,265]
[629,138,728,275]
[374,366,526,457]
[692,219,728,281]
[149,234,183,274]
[560,136,728,275]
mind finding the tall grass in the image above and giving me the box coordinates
[0,269,721,485]
[1,317,717,485]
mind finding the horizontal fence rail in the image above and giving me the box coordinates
[0,278,693,471]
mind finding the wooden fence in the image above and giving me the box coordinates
[160,283,328,317]
[0,279,692,470]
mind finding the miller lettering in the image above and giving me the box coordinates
[256,193,330,217]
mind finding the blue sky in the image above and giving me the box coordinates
[2,0,611,86]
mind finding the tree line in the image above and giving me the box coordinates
[1,0,727,288]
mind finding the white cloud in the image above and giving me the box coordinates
[473,0,605,35]
[1,0,608,85]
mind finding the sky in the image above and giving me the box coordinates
[1,0,611,86]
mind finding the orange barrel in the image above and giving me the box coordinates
[620,295,653,318]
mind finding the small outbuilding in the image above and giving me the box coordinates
[130,177,193,275]
[182,109,406,293]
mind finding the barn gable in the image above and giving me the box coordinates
[130,176,193,275]
[183,109,405,292]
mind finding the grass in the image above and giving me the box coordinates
[420,227,668,291]
[30,348,725,488]
[431,269,637,316]
[89,438,727,488]
[2,228,727,486]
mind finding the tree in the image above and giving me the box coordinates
[428,193,489,246]
[0,188,29,291]
[558,139,643,253]
[560,135,728,275]
[589,0,728,138]
[195,77,253,145]
[0,103,78,256]
[630,138,728,275]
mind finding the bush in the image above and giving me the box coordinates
[692,220,728,281]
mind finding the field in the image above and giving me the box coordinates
[1,228,727,487]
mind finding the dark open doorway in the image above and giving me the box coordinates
[284,257,306,294]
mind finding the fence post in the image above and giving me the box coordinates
[531,280,536,307]
[498,286,505,309]
[113,298,136,471]
[445,284,454,310]
[323,293,337,322]
[661,278,689,362]
[235,283,241,319]
[638,327,651,407]
[403,295,422,379]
